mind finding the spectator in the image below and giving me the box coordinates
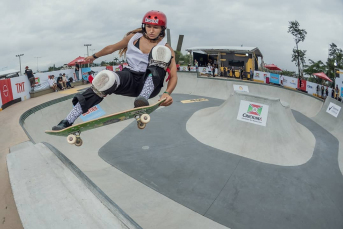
[75,63,80,81]
[321,85,324,99]
[62,73,68,88]
[231,66,235,78]
[48,75,57,92]
[24,66,35,92]
[118,63,123,71]
[66,76,74,89]
[239,67,243,80]
[207,63,212,77]
[56,76,65,90]
[325,86,329,100]
[250,68,254,81]
[316,85,320,97]
[194,59,198,71]
[335,85,340,100]
[176,63,180,71]
[331,86,335,98]
[188,64,191,71]
[223,67,228,77]
[212,64,216,77]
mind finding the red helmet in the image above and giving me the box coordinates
[142,10,167,28]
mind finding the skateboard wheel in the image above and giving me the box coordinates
[140,114,150,124]
[137,121,146,129]
[67,134,77,144]
[75,138,83,147]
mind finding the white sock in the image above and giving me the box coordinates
[139,74,154,100]
[65,103,82,124]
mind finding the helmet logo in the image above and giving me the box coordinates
[145,17,159,24]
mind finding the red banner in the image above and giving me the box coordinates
[0,79,14,105]
[298,79,307,91]
[106,66,113,71]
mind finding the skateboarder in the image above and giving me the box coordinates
[52,10,177,130]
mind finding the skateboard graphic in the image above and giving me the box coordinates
[45,98,166,146]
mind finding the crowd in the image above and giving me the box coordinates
[315,84,342,101]
[48,73,74,92]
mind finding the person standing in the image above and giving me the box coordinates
[335,85,340,100]
[207,63,212,77]
[194,59,198,72]
[325,86,328,100]
[212,64,216,77]
[321,85,324,98]
[24,66,35,92]
[231,66,235,78]
[250,68,254,81]
[75,63,80,81]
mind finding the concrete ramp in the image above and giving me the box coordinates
[175,73,323,117]
[187,91,315,166]
[7,142,141,229]
[312,97,343,134]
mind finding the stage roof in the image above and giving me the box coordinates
[186,46,263,57]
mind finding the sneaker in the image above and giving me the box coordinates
[134,96,149,108]
[52,120,72,131]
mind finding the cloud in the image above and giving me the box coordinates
[1,0,342,73]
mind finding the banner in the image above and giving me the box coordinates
[282,76,297,89]
[306,81,318,96]
[81,67,92,81]
[253,71,265,83]
[0,79,13,106]
[298,79,307,91]
[11,75,31,102]
[79,105,106,121]
[270,73,280,84]
[237,100,269,126]
[106,66,113,71]
[234,85,249,93]
[326,102,341,118]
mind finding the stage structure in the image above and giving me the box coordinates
[186,46,263,78]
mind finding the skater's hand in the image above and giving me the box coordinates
[84,56,95,63]
[159,93,173,106]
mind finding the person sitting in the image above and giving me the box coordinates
[66,77,74,89]
[56,76,65,90]
[48,75,58,92]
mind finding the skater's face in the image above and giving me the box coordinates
[145,24,162,39]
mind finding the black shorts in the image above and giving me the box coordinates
[107,68,164,98]
[29,77,35,87]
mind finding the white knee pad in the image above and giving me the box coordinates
[92,70,120,92]
[149,45,172,69]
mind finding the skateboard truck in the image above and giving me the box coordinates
[67,131,83,147]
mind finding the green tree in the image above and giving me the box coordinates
[327,43,343,79]
[280,70,296,77]
[288,20,307,79]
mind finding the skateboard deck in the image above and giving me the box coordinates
[45,98,166,146]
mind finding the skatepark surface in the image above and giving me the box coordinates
[3,72,343,229]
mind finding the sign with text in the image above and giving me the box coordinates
[0,79,13,106]
[237,100,269,126]
[79,105,106,121]
[233,85,249,93]
[269,73,280,84]
[326,102,341,118]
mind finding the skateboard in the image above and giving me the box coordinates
[45,98,166,146]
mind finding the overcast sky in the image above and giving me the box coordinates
[1,0,342,73]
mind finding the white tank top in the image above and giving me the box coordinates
[126,33,167,73]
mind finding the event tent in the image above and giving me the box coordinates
[313,72,332,82]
